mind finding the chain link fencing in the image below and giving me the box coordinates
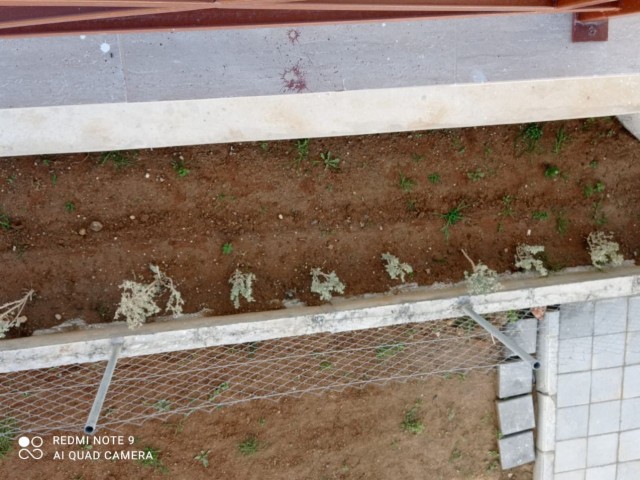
[0,308,540,439]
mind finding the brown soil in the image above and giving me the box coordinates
[0,117,639,335]
[0,371,533,480]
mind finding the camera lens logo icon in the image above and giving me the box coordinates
[18,436,44,460]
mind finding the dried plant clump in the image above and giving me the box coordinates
[461,250,502,295]
[115,265,184,329]
[0,290,34,339]
[587,231,624,269]
[310,268,345,301]
[381,253,413,283]
[229,269,256,309]
[515,244,548,276]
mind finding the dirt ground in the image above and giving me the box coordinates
[0,117,638,336]
[0,370,533,480]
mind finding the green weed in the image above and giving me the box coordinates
[100,151,135,169]
[401,403,425,434]
[555,212,570,235]
[440,202,467,241]
[0,212,11,231]
[65,201,76,213]
[152,399,172,412]
[376,343,405,360]
[222,243,233,255]
[137,446,168,472]
[209,382,230,401]
[172,160,190,177]
[319,360,333,371]
[259,142,269,153]
[544,165,560,178]
[194,450,210,468]
[320,152,341,171]
[295,139,309,166]
[0,418,18,459]
[532,210,549,221]
[553,127,569,154]
[399,174,416,192]
[583,181,605,198]
[500,195,514,218]
[238,436,260,455]
[516,123,543,155]
[427,173,441,185]
[466,169,485,182]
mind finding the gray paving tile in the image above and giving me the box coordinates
[559,337,593,374]
[619,429,640,462]
[629,297,640,332]
[0,35,125,109]
[497,395,535,436]
[586,465,617,480]
[558,372,592,407]
[621,398,640,431]
[592,368,623,403]
[625,332,640,365]
[119,22,457,103]
[592,334,626,370]
[498,430,535,469]
[503,318,537,356]
[498,360,533,399]
[557,405,589,440]
[623,365,640,399]
[556,470,586,480]
[587,433,619,468]
[617,461,640,480]
[594,298,628,335]
[556,438,588,473]
[560,302,596,340]
[589,401,621,436]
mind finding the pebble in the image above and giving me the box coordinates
[278,214,284,220]
[54,314,62,321]
[78,228,87,236]
[129,215,135,220]
[89,221,103,232]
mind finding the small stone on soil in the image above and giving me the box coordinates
[54,314,62,320]
[89,221,103,232]
[78,228,87,236]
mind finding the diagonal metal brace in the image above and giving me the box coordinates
[460,304,541,370]
[84,338,124,434]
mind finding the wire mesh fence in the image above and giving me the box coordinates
[0,309,539,438]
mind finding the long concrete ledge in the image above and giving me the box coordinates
[1,266,639,373]
[1,75,640,157]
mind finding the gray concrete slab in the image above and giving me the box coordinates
[556,438,587,473]
[0,35,126,109]
[622,365,640,399]
[628,297,640,332]
[499,430,535,470]
[559,337,593,374]
[621,398,640,431]
[589,401,621,436]
[591,368,623,403]
[625,332,640,365]
[558,372,592,408]
[594,299,628,336]
[504,317,538,356]
[587,433,619,468]
[560,302,595,340]
[592,334,626,370]
[555,471,585,480]
[498,360,533,399]
[497,394,536,436]
[557,405,589,440]
[618,430,640,462]
[617,461,640,480]
[585,465,616,480]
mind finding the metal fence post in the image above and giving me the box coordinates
[459,304,541,370]
[84,338,123,434]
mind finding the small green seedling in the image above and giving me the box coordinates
[259,142,269,153]
[295,139,309,166]
[222,243,233,255]
[65,201,76,213]
[427,173,441,185]
[0,417,18,459]
[376,343,405,360]
[209,382,230,401]
[411,153,424,163]
[583,181,605,198]
[553,127,569,154]
[517,123,543,154]
[320,152,341,171]
[401,404,425,434]
[152,399,172,412]
[172,160,190,177]
[544,165,560,179]
[194,450,210,468]
[532,211,549,221]
[0,212,11,231]
[466,169,485,182]
[138,446,168,472]
[440,202,467,241]
[100,151,135,169]
[398,174,416,192]
[238,436,260,456]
